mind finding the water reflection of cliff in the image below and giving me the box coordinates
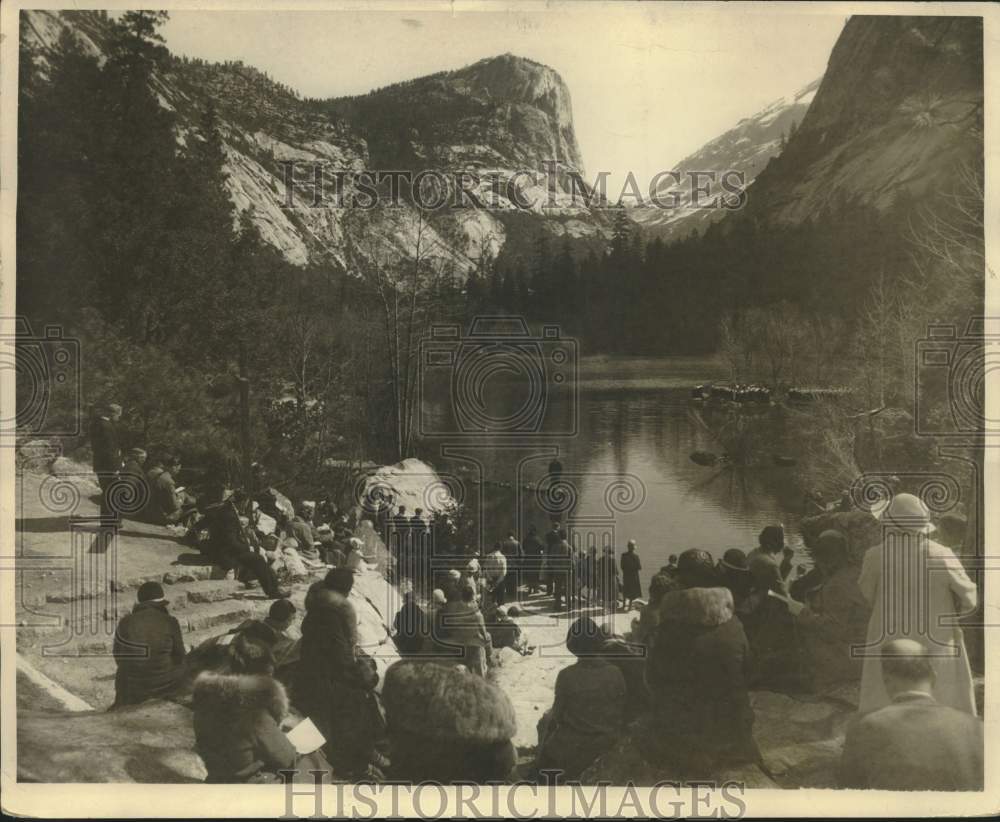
[421,359,802,583]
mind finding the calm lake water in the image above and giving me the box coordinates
[420,354,809,593]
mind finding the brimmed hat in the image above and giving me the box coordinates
[126,447,147,460]
[348,536,364,551]
[759,525,785,552]
[137,581,167,603]
[720,548,749,572]
[880,493,935,534]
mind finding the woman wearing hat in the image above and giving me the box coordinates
[858,493,978,715]
[535,616,626,781]
[112,581,187,708]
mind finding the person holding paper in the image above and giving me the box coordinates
[192,634,300,783]
[294,568,383,780]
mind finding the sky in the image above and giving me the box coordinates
[160,4,847,193]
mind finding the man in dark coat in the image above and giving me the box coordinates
[521,524,544,594]
[838,639,983,790]
[643,549,757,773]
[620,540,643,610]
[392,590,431,656]
[200,489,288,599]
[112,581,186,708]
[294,568,382,779]
[89,402,122,521]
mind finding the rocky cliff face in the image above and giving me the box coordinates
[630,79,820,242]
[738,15,982,225]
[22,11,611,274]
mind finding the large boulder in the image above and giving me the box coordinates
[350,457,457,522]
[17,701,206,783]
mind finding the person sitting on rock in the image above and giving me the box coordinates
[795,529,869,693]
[838,638,983,790]
[631,570,679,649]
[294,568,384,780]
[487,604,534,656]
[192,634,303,783]
[145,453,197,528]
[381,659,517,782]
[199,487,289,600]
[344,536,376,573]
[112,581,187,708]
[535,616,627,783]
[191,598,300,678]
[643,549,757,774]
[744,525,799,688]
[289,500,321,563]
[392,589,431,656]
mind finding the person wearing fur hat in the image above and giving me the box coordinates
[192,634,303,783]
[381,660,517,782]
[643,549,757,772]
[535,616,627,782]
[112,581,187,708]
[294,568,382,779]
[858,493,978,715]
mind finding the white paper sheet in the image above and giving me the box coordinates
[285,717,326,755]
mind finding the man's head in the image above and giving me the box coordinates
[298,500,316,519]
[626,539,636,553]
[267,598,297,631]
[667,554,678,567]
[106,402,123,421]
[881,638,935,697]
[165,454,181,474]
[414,508,423,517]
[759,525,785,554]
[127,447,147,465]
[676,549,718,589]
[324,567,355,596]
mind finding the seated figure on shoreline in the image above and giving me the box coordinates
[795,529,869,693]
[535,616,627,783]
[642,549,758,774]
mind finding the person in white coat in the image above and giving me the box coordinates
[857,493,978,715]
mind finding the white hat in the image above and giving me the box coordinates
[880,493,935,534]
[348,536,364,550]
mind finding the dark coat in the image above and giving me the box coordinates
[536,658,626,780]
[293,582,380,777]
[621,551,642,599]
[112,601,186,707]
[201,500,251,565]
[795,563,869,691]
[89,416,120,474]
[645,586,756,764]
[838,692,983,790]
[192,671,297,783]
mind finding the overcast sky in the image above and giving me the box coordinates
[161,4,847,192]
